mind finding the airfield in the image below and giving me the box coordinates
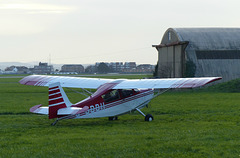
[1,74,240,157]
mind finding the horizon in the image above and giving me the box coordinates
[0,61,157,70]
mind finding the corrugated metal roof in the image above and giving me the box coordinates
[169,28,240,50]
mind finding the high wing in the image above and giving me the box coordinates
[19,75,114,89]
[113,77,222,89]
[19,75,221,89]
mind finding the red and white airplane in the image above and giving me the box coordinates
[19,75,221,125]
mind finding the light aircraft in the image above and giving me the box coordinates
[19,75,221,125]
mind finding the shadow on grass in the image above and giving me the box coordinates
[0,112,32,115]
[42,114,148,128]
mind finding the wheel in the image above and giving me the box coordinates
[145,114,154,122]
[109,116,118,121]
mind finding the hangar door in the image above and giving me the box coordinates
[155,42,188,78]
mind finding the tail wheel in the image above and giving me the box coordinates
[145,114,154,122]
[109,116,118,121]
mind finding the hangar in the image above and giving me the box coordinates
[153,28,240,82]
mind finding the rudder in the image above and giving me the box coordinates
[48,82,72,119]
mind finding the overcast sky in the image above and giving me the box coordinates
[0,0,239,65]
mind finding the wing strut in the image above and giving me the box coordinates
[66,87,93,97]
[51,119,59,126]
[153,88,171,98]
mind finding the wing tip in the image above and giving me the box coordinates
[204,77,222,85]
[30,104,42,113]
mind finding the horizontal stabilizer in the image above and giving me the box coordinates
[30,104,48,115]
[58,106,89,115]
[29,105,89,116]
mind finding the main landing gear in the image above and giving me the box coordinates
[136,108,154,122]
[109,116,118,121]
[51,119,59,126]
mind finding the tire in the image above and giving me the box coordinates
[109,116,118,121]
[145,114,154,122]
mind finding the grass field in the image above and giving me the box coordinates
[0,75,240,157]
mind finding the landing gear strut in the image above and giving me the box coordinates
[136,108,154,122]
[51,119,59,126]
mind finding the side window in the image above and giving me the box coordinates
[121,89,134,98]
[102,90,120,103]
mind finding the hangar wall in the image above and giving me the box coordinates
[153,28,240,82]
[155,43,187,78]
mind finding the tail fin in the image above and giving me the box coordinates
[48,82,72,119]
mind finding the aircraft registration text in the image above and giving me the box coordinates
[85,103,105,115]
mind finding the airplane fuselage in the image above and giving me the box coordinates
[74,89,154,119]
[67,82,154,119]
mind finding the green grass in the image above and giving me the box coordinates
[0,76,240,157]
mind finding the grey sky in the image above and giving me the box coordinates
[0,0,239,65]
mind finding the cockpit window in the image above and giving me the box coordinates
[102,89,120,103]
[121,89,134,98]
[134,89,140,94]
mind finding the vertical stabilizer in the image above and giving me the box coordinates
[48,82,72,119]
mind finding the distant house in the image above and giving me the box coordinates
[5,66,15,72]
[90,62,153,73]
[60,64,84,74]
[137,64,154,73]
[32,62,54,74]
[95,62,137,73]
[137,64,154,70]
[122,64,154,73]
[109,62,124,72]
[4,66,29,74]
[85,65,96,73]
[124,62,136,69]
